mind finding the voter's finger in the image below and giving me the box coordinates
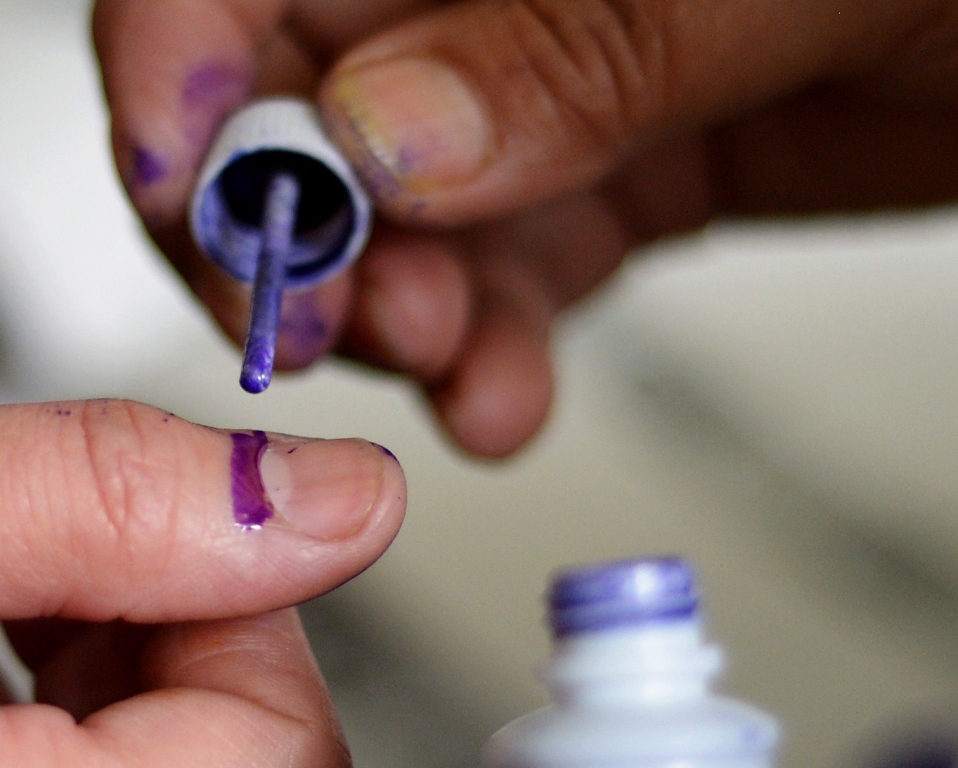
[0,399,405,623]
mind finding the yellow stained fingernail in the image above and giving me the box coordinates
[332,58,494,192]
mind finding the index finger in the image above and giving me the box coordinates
[92,0,287,224]
[92,0,437,225]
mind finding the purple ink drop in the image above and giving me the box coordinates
[131,147,169,186]
[230,430,274,528]
[240,172,301,394]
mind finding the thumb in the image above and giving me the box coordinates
[320,0,940,225]
[0,400,405,623]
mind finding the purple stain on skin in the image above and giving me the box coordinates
[407,199,428,223]
[396,144,425,176]
[352,148,427,224]
[182,62,252,158]
[357,152,404,200]
[131,147,170,187]
[276,292,331,366]
[183,63,249,107]
[230,430,274,528]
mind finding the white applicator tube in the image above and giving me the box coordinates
[189,98,372,391]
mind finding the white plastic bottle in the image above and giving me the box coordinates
[481,557,779,768]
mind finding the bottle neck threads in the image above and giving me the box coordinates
[544,558,722,705]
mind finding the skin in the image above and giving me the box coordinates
[0,399,405,767]
[92,0,958,458]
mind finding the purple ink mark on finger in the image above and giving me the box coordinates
[183,63,249,108]
[240,172,301,393]
[277,292,332,366]
[182,62,252,159]
[375,444,399,462]
[230,430,274,528]
[131,147,170,186]
[356,152,404,200]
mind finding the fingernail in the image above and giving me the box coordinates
[256,437,387,540]
[331,58,494,191]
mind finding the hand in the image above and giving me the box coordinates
[93,0,958,457]
[0,400,405,766]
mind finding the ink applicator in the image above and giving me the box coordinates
[190,98,372,393]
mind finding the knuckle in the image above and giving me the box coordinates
[500,0,670,151]
[74,401,179,573]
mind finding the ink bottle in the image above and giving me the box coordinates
[481,557,779,768]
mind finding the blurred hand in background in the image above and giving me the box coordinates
[0,400,405,767]
[93,0,958,457]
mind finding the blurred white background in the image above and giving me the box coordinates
[3,1,958,767]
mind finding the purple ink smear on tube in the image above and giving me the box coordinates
[230,430,274,528]
[240,172,301,393]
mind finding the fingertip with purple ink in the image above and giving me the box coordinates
[121,63,249,203]
[182,63,249,108]
[182,61,253,154]
[230,432,390,541]
[275,291,335,367]
[129,146,170,189]
[374,443,400,463]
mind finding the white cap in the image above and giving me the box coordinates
[190,97,372,287]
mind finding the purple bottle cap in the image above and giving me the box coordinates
[548,557,699,637]
[190,98,372,289]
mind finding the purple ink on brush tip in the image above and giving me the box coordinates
[182,64,252,151]
[240,172,301,394]
[230,430,273,528]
